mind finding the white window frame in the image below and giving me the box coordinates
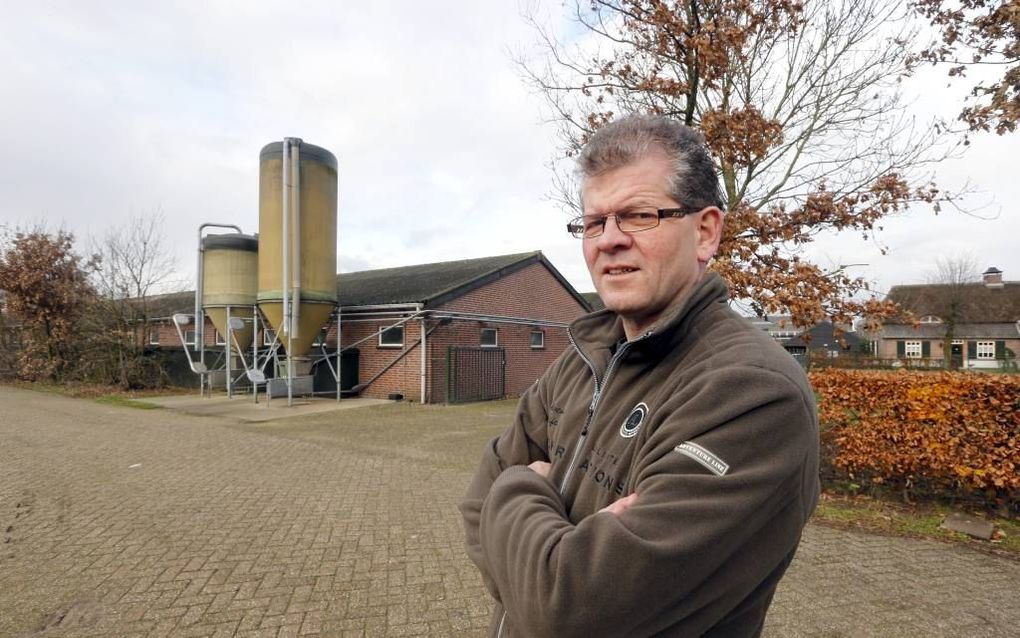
[379,325,404,348]
[976,341,996,360]
[184,330,196,347]
[530,329,545,349]
[149,328,160,345]
[214,330,226,346]
[480,328,498,348]
[263,329,277,347]
[904,340,922,359]
[920,315,943,324]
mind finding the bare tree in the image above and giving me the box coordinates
[87,210,182,388]
[516,0,964,328]
[926,254,980,368]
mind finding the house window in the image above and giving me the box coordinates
[214,330,226,346]
[904,340,922,358]
[379,325,404,348]
[149,328,160,345]
[263,329,277,346]
[530,330,545,349]
[184,330,196,347]
[976,341,996,359]
[480,328,498,348]
[919,315,943,324]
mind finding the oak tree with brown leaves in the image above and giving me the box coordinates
[911,0,1020,135]
[518,0,960,329]
[0,230,97,381]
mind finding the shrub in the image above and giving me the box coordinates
[810,369,1019,508]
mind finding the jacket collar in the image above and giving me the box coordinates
[570,272,730,369]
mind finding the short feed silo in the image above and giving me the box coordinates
[202,233,259,352]
[257,138,338,380]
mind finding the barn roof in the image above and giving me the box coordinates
[144,251,593,316]
[338,251,590,310]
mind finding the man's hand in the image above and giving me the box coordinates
[599,493,638,516]
[528,461,551,477]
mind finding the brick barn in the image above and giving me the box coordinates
[335,251,590,403]
[146,251,592,403]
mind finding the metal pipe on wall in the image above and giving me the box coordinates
[281,140,291,341]
[292,141,302,341]
[282,138,296,406]
[226,306,233,398]
[420,314,427,403]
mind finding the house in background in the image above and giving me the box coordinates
[749,315,860,358]
[146,251,593,402]
[877,267,1020,369]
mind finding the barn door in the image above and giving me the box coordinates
[446,346,506,403]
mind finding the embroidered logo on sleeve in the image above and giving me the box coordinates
[619,403,648,438]
[674,441,730,476]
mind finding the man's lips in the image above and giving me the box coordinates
[602,265,639,276]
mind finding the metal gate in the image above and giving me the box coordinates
[446,346,505,403]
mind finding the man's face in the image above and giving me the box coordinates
[581,153,721,339]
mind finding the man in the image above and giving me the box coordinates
[460,114,819,637]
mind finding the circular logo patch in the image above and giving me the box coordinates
[619,402,648,438]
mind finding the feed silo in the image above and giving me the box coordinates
[201,233,259,351]
[257,138,338,375]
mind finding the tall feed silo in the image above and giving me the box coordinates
[257,138,338,376]
[201,233,259,352]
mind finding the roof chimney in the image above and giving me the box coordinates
[982,266,1004,288]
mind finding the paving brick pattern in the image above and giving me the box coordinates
[2,386,1018,637]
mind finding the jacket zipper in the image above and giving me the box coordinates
[497,330,643,638]
[558,329,634,494]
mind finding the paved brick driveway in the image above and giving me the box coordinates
[1,385,1018,637]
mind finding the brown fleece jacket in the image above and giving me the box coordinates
[460,273,820,638]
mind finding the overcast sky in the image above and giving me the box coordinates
[1,1,1017,303]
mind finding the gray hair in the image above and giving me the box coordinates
[577,114,726,212]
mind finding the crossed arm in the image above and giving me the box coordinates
[460,366,818,637]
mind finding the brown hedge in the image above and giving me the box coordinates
[809,369,1020,501]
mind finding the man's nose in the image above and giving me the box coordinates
[595,215,632,250]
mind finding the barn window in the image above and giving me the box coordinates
[379,325,404,348]
[313,328,328,347]
[480,328,498,348]
[530,330,545,349]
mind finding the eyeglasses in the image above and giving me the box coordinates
[566,207,700,239]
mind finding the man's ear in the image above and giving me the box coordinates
[695,206,724,264]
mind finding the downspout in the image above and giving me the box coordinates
[291,139,301,342]
[419,305,426,403]
[282,138,293,406]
